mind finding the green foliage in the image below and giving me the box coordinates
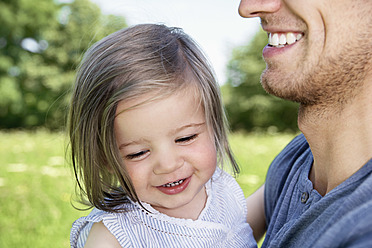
[0,130,295,247]
[223,30,299,132]
[0,0,127,130]
[230,132,295,195]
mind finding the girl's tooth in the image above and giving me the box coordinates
[162,179,184,187]
[296,33,303,40]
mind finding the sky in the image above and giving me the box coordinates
[90,0,261,84]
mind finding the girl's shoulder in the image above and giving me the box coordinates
[211,167,246,203]
[199,167,247,221]
[70,205,134,248]
[83,221,121,248]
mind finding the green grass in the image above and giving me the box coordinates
[0,130,295,247]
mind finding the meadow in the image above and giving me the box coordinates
[0,130,295,247]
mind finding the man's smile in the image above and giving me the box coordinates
[268,32,303,47]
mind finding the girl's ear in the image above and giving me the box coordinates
[107,157,123,175]
[103,153,120,174]
[107,164,115,174]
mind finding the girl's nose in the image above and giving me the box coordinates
[153,149,184,175]
[239,0,281,18]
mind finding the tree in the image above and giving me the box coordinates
[0,0,127,130]
[223,30,299,133]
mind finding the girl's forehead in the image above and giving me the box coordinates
[114,87,208,138]
[116,84,202,115]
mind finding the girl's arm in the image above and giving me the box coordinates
[246,184,266,241]
[84,222,121,248]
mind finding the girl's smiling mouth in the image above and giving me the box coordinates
[161,178,186,187]
[156,176,192,195]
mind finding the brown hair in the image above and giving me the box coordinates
[68,24,239,212]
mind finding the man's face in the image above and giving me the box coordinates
[239,0,372,107]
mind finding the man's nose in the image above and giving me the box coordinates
[239,0,281,18]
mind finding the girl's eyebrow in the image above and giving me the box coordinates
[118,122,206,150]
[174,122,206,134]
[118,139,148,150]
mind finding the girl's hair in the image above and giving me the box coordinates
[68,23,239,212]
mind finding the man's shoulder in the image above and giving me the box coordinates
[263,133,311,223]
[314,197,372,247]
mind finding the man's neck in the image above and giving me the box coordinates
[298,90,372,196]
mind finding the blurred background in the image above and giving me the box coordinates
[0,0,299,246]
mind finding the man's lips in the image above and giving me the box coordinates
[261,31,304,58]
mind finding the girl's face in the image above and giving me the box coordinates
[114,87,217,220]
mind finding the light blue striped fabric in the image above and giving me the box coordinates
[70,168,257,247]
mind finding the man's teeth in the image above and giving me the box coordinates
[268,33,303,47]
[162,179,184,187]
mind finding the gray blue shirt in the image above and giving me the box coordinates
[263,134,372,247]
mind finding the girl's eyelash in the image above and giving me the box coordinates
[176,134,198,143]
[125,134,199,159]
[125,150,148,160]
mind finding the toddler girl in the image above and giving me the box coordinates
[68,23,257,248]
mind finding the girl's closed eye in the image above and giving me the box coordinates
[176,134,198,144]
[125,150,149,160]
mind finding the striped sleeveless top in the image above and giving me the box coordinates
[70,168,257,247]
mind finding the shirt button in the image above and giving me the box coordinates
[301,192,309,203]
